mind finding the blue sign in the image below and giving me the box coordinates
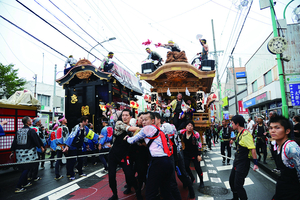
[243,97,256,108]
[236,72,246,78]
[289,83,300,106]
[224,113,229,120]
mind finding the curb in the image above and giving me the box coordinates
[256,161,279,180]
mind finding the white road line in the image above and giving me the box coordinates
[216,165,232,171]
[200,161,205,167]
[208,170,217,174]
[197,172,209,182]
[204,159,211,162]
[198,196,214,200]
[31,167,104,200]
[211,157,222,161]
[206,164,214,167]
[48,184,80,200]
[210,177,222,183]
[224,177,254,189]
[253,168,276,184]
[95,171,107,178]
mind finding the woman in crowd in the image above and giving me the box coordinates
[180,120,204,189]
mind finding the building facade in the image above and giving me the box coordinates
[243,23,300,120]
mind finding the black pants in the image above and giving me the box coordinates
[55,150,63,178]
[99,148,110,170]
[221,141,231,163]
[256,140,267,162]
[206,137,212,149]
[229,167,249,200]
[173,113,186,130]
[184,155,203,184]
[146,156,174,200]
[50,151,56,167]
[38,152,45,167]
[28,161,39,179]
[16,163,37,188]
[176,151,194,198]
[214,134,218,143]
[108,152,137,196]
[67,150,83,177]
[104,63,114,72]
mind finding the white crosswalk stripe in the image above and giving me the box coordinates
[216,165,233,171]
[223,177,254,189]
[211,157,223,161]
[198,196,214,200]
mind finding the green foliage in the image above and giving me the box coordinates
[0,63,27,98]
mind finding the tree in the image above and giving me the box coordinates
[0,63,27,98]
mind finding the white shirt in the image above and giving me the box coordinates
[247,120,255,132]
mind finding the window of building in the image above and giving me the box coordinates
[264,70,272,85]
[37,94,50,107]
[252,80,258,92]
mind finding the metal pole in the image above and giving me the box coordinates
[211,19,223,121]
[87,37,116,60]
[269,0,289,118]
[34,74,37,98]
[42,53,44,83]
[283,0,294,19]
[52,65,57,124]
[231,56,239,115]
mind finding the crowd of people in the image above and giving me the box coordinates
[4,105,300,199]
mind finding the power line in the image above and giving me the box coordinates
[0,22,65,62]
[219,0,253,81]
[48,0,106,57]
[34,0,105,58]
[0,15,68,59]
[16,0,101,60]
[0,32,35,74]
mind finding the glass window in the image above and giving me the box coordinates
[264,70,272,85]
[37,94,50,107]
[252,80,258,92]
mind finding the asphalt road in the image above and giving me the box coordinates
[0,142,276,200]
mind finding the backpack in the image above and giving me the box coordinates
[147,125,173,157]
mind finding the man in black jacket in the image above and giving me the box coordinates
[10,116,44,193]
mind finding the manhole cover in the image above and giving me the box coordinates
[198,186,229,196]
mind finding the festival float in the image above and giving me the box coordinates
[56,59,143,133]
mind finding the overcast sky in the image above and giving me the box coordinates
[0,0,298,90]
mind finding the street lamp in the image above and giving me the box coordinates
[87,37,116,60]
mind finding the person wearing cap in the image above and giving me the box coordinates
[28,117,44,181]
[10,116,45,193]
[53,115,69,180]
[197,39,209,60]
[252,115,269,164]
[160,40,188,63]
[100,52,114,72]
[64,55,77,75]
[98,119,113,172]
[145,47,163,67]
[161,40,181,52]
[229,115,258,200]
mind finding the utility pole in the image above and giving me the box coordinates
[231,56,239,115]
[52,64,57,124]
[211,19,223,121]
[269,0,289,118]
[34,74,37,98]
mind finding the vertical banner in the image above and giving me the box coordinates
[151,92,158,111]
[238,101,249,114]
[196,91,205,112]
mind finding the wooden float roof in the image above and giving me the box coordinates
[138,62,215,93]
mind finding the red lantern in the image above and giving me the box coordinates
[135,110,138,114]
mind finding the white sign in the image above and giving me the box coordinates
[196,91,205,112]
[150,92,158,111]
